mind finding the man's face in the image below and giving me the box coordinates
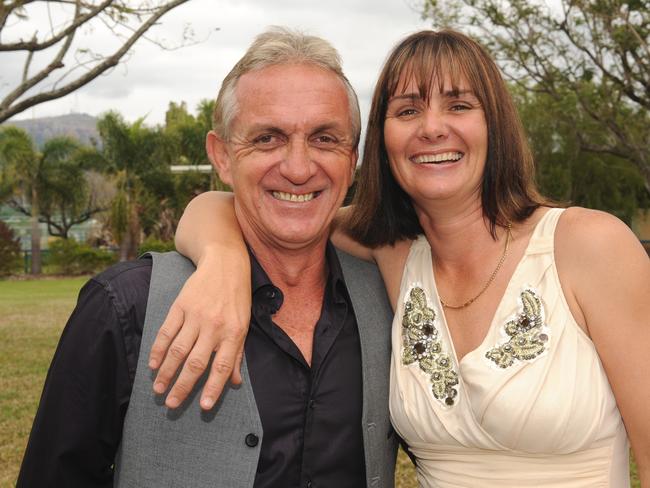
[208,63,357,251]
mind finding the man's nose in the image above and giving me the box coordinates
[279,140,314,184]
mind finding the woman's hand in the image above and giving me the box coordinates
[148,191,251,410]
[148,248,251,410]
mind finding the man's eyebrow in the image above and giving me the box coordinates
[243,124,286,136]
[311,122,345,134]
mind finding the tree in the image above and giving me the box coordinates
[97,111,174,260]
[97,103,216,257]
[32,144,109,239]
[422,0,650,189]
[0,127,107,272]
[0,126,44,273]
[0,219,21,276]
[513,86,649,223]
[0,0,192,123]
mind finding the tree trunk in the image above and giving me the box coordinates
[30,186,41,275]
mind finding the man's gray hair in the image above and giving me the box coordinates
[212,26,361,146]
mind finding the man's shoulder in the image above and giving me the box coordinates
[87,256,154,314]
[92,255,153,290]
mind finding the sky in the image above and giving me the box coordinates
[3,0,430,127]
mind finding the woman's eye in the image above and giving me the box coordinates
[450,103,471,112]
[397,108,418,117]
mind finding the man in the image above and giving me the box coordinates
[18,28,396,487]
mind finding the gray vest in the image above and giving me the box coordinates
[115,250,397,487]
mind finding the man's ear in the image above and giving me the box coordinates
[205,131,233,186]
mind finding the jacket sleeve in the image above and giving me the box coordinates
[16,278,135,488]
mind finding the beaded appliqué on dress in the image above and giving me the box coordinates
[485,288,549,368]
[402,286,459,406]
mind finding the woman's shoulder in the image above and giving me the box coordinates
[554,207,647,293]
[555,206,638,256]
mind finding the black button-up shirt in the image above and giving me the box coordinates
[17,244,366,488]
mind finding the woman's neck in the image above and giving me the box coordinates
[414,198,499,269]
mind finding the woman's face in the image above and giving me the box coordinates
[383,73,488,211]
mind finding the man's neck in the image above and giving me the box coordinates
[243,229,330,366]
[241,227,329,291]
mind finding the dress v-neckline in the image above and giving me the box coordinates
[425,209,553,367]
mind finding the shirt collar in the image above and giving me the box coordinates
[248,241,346,302]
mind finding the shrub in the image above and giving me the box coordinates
[48,238,117,275]
[138,237,175,255]
[0,220,21,276]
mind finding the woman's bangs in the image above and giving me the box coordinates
[387,41,473,103]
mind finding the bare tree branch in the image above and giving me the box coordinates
[0,0,112,51]
[0,0,192,123]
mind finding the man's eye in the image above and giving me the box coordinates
[255,134,275,144]
[313,135,337,145]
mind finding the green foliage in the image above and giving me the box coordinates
[0,127,106,240]
[138,236,175,255]
[48,239,116,275]
[514,87,649,223]
[96,102,219,258]
[0,220,21,276]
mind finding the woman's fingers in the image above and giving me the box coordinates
[152,318,200,397]
[148,304,184,370]
[199,333,246,410]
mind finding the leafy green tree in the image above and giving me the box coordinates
[514,86,649,223]
[16,140,107,239]
[422,0,650,189]
[0,127,106,272]
[97,111,173,260]
[0,219,21,276]
[0,126,44,273]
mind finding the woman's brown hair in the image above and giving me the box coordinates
[345,29,548,247]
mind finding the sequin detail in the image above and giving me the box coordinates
[486,289,549,368]
[402,286,459,406]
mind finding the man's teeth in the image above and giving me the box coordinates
[272,191,315,202]
[412,152,463,164]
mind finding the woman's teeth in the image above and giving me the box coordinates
[412,152,463,164]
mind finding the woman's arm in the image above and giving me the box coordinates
[149,191,251,410]
[556,207,650,486]
[149,192,409,410]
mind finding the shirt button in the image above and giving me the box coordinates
[306,481,312,488]
[244,433,259,447]
[309,399,315,409]
[266,289,276,299]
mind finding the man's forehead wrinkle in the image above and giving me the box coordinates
[237,115,349,137]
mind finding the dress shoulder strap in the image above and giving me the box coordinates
[526,207,565,255]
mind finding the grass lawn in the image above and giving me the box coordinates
[0,277,639,487]
[0,277,88,487]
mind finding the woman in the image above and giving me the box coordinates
[151,30,650,486]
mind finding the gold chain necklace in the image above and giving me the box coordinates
[439,223,512,310]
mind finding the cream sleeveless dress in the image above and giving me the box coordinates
[389,208,630,487]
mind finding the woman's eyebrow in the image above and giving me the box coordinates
[387,93,420,103]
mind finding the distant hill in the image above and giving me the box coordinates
[3,113,100,148]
